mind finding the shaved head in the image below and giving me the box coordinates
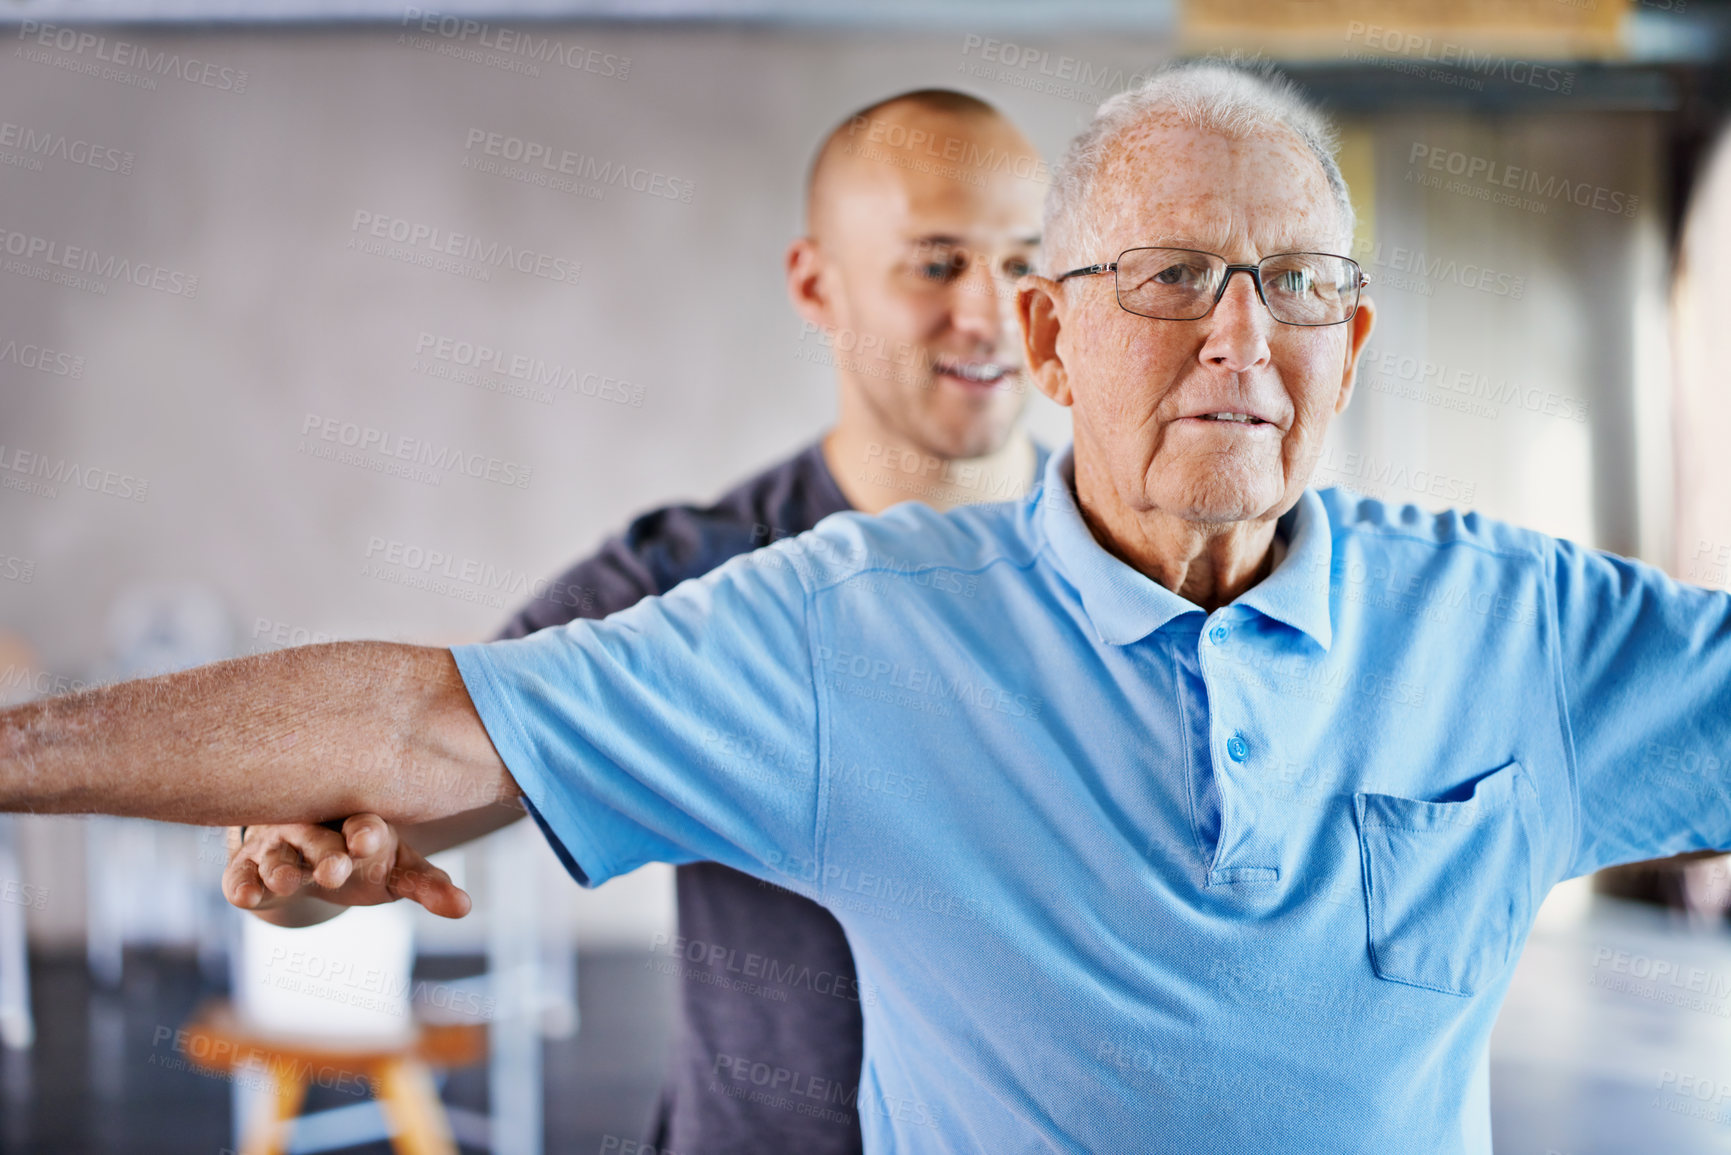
[805,89,1034,240]
[785,88,1045,465]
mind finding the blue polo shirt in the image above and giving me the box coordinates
[452,446,1731,1153]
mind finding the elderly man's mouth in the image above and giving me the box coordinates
[1184,411,1275,427]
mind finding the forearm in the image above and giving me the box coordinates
[0,641,516,827]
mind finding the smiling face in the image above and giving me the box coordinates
[1033,120,1374,529]
[797,104,1045,461]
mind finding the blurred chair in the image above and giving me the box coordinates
[184,998,484,1155]
[211,827,556,1155]
[0,630,42,1049]
[0,814,31,1049]
[216,901,483,1154]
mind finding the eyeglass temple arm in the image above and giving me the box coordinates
[1054,263,1116,282]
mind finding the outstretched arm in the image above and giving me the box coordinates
[0,641,518,828]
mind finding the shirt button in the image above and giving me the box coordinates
[1226,735,1248,763]
[1209,624,1229,645]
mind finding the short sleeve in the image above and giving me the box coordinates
[452,542,821,888]
[1552,536,1731,876]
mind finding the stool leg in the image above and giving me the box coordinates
[376,1057,457,1155]
[240,1068,307,1155]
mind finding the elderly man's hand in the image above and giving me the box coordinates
[223,815,472,919]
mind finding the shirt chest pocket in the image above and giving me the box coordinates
[1353,761,1541,998]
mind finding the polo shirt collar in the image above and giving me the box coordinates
[1034,445,1334,651]
[1238,483,1334,651]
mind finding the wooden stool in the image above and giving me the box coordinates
[180,999,487,1155]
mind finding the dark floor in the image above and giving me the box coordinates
[0,949,675,1155]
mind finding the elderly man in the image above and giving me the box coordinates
[6,61,1727,1152]
[223,87,1045,1155]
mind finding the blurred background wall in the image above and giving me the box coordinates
[2,1,1730,1150]
[0,12,1704,951]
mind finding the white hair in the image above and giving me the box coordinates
[1043,59,1356,274]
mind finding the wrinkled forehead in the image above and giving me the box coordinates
[1089,121,1345,257]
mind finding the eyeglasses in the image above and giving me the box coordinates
[1055,247,1369,327]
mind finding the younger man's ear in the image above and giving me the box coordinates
[786,237,834,332]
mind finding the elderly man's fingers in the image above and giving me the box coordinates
[263,824,355,890]
[241,824,353,891]
[256,839,315,896]
[225,824,337,907]
[341,813,393,860]
[386,843,472,919]
[222,852,269,909]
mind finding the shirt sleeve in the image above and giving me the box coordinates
[453,542,823,888]
[1552,535,1731,876]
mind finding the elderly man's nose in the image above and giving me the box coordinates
[1200,275,1271,371]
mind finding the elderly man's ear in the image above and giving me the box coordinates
[1016,274,1071,407]
[1335,293,1377,415]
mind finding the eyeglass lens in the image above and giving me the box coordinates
[1115,248,1360,325]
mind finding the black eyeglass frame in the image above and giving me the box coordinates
[1054,246,1371,327]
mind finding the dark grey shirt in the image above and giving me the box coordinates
[496,441,865,1154]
